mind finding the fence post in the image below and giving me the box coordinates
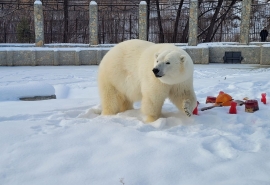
[139,1,147,41]
[239,0,251,45]
[89,1,98,46]
[188,0,198,46]
[34,0,44,47]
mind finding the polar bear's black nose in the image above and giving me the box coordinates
[152,68,159,75]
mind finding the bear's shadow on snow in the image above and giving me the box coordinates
[82,103,196,130]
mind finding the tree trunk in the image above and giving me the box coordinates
[172,0,184,43]
[181,20,189,43]
[63,0,68,43]
[210,0,238,41]
[156,0,164,43]
[146,0,150,41]
[204,0,223,42]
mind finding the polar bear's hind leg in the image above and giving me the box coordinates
[100,82,133,115]
[100,82,120,115]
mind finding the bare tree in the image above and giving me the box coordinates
[63,0,68,43]
[155,0,164,43]
[172,0,184,43]
[198,0,239,42]
[203,0,223,42]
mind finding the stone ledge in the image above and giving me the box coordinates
[1,44,270,66]
[0,46,207,66]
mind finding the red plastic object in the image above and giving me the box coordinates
[261,93,266,104]
[245,100,259,113]
[229,101,237,114]
[193,101,199,115]
[206,96,216,104]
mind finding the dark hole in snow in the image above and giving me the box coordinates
[19,95,56,101]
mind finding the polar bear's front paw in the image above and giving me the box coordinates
[183,99,192,117]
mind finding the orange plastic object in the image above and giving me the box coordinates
[215,91,233,106]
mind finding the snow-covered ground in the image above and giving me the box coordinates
[0,64,270,185]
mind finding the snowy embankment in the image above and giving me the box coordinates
[0,82,55,101]
[0,65,270,185]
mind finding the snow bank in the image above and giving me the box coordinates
[0,65,270,185]
[0,82,55,101]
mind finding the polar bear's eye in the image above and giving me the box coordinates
[166,62,170,64]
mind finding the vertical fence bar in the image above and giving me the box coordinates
[139,1,147,41]
[130,14,132,40]
[102,16,105,44]
[240,0,251,44]
[50,19,53,43]
[89,1,98,46]
[4,22,7,43]
[34,0,44,47]
[188,0,198,46]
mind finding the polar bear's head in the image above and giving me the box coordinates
[152,50,193,85]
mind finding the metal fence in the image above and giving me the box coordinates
[0,1,35,43]
[148,2,189,43]
[98,4,139,44]
[198,1,242,43]
[43,1,89,43]
[250,3,270,42]
[0,0,269,44]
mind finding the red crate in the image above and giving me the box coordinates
[245,100,259,113]
[206,96,216,104]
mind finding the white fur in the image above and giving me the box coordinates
[98,39,197,122]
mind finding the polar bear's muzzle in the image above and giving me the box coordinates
[152,68,163,78]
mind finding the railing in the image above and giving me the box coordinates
[43,2,89,43]
[98,4,139,44]
[0,1,34,43]
[148,2,190,43]
[198,1,242,43]
[250,3,270,42]
[0,0,269,44]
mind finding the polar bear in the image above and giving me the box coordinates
[98,39,197,122]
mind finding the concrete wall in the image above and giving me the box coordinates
[209,45,261,64]
[260,45,270,65]
[0,47,110,66]
[185,46,209,64]
[0,43,270,66]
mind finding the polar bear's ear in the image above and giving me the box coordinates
[180,55,186,63]
[155,53,159,59]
